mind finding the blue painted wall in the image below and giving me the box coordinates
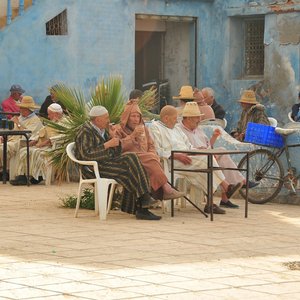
[0,0,299,132]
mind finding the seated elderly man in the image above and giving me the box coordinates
[178,102,257,208]
[10,103,64,185]
[39,85,66,119]
[74,105,161,221]
[113,100,184,200]
[1,84,25,119]
[149,105,242,214]
[232,90,270,141]
[202,87,225,120]
[193,88,215,121]
[172,85,195,118]
[0,96,43,175]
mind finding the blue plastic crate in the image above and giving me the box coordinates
[244,122,284,148]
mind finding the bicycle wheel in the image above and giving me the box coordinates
[237,148,284,204]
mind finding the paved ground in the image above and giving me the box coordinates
[1,182,300,300]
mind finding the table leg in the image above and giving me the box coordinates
[2,136,8,184]
[25,135,30,186]
[208,154,214,221]
[171,153,174,217]
[245,152,249,218]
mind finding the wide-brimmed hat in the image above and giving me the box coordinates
[238,90,258,104]
[173,86,196,100]
[10,84,25,94]
[182,102,204,117]
[16,96,40,109]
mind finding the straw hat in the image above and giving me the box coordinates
[16,96,40,109]
[182,102,204,117]
[238,90,258,104]
[173,85,195,100]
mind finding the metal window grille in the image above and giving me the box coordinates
[244,19,264,76]
[46,9,68,35]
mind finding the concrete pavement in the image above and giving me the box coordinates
[0,183,300,299]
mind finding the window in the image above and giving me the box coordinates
[46,9,68,35]
[244,19,264,76]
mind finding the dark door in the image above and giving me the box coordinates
[135,31,163,89]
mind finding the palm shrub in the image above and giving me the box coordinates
[45,75,158,182]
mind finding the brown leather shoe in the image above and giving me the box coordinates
[204,204,226,214]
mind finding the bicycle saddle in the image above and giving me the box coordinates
[275,127,298,136]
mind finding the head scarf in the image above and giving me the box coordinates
[120,100,143,130]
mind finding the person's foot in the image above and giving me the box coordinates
[9,175,28,186]
[163,189,185,200]
[242,181,260,189]
[220,199,239,208]
[136,208,162,220]
[30,176,43,185]
[204,204,226,214]
[226,182,243,199]
[0,171,9,181]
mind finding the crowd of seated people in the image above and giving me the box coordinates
[0,95,43,180]
[0,84,66,184]
[9,103,65,185]
[1,82,298,220]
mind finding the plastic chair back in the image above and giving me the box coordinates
[66,142,117,220]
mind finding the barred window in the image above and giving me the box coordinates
[244,19,264,76]
[46,10,68,35]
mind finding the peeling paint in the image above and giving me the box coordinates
[277,15,300,44]
[269,0,300,13]
[264,50,296,110]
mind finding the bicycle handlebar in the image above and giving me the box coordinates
[275,127,298,136]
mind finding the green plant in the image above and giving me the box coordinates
[61,188,95,209]
[45,76,126,182]
[45,75,158,182]
[60,187,123,210]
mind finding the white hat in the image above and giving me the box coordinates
[48,103,63,113]
[89,106,108,117]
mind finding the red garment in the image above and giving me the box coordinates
[114,100,167,191]
[1,96,20,119]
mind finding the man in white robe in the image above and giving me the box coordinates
[0,96,43,177]
[178,102,246,209]
[10,103,64,185]
[149,105,242,214]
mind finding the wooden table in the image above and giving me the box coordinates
[170,149,250,221]
[0,129,31,186]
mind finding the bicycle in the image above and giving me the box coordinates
[237,127,300,204]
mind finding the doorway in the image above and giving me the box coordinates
[135,15,197,111]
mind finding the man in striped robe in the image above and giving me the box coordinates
[74,106,161,221]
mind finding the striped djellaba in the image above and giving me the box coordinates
[74,122,150,214]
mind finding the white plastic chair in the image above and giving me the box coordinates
[160,157,187,212]
[45,135,66,185]
[288,112,295,123]
[160,157,205,213]
[66,142,118,220]
[268,117,278,127]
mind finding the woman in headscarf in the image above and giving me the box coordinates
[113,100,184,200]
